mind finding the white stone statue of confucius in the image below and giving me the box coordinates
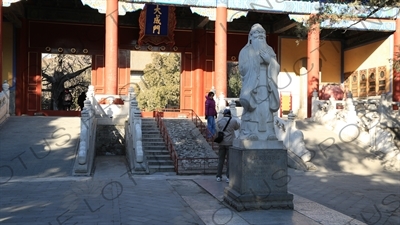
[238,23,280,141]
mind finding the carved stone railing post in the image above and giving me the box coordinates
[345,91,357,123]
[78,99,92,165]
[298,67,308,119]
[229,100,237,117]
[129,86,143,163]
[87,85,95,111]
[287,110,296,150]
[311,89,319,119]
[129,87,135,131]
[398,102,400,116]
[128,86,135,101]
[129,103,134,129]
[134,117,143,163]
[210,86,216,96]
[217,92,226,118]
[369,117,379,150]
[3,80,10,116]
[129,87,137,135]
[83,99,92,131]
[379,93,389,126]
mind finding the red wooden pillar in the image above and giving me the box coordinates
[214,2,227,97]
[105,0,118,95]
[15,19,28,115]
[195,29,206,115]
[307,22,320,117]
[393,18,400,102]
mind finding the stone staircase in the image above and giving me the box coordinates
[142,118,175,173]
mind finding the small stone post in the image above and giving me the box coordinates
[369,117,379,150]
[297,67,308,119]
[311,89,319,119]
[345,91,357,123]
[398,102,400,116]
[2,80,10,117]
[379,94,388,126]
[129,86,136,133]
[79,100,92,165]
[287,110,296,151]
[217,92,226,119]
[87,85,95,109]
[82,99,93,148]
[229,100,237,117]
[129,86,143,164]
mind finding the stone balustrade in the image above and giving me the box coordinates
[86,85,108,118]
[126,86,145,172]
[73,91,98,175]
[0,80,10,125]
[274,111,312,164]
[311,90,400,171]
[78,99,94,165]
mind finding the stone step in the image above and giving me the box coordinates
[142,121,157,125]
[147,154,172,159]
[141,118,175,173]
[143,138,162,142]
[142,142,166,146]
[141,128,160,131]
[148,164,175,173]
[142,144,167,149]
[142,134,162,137]
[144,149,170,154]
[147,159,174,166]
[142,133,162,137]
[142,118,156,121]
[142,125,158,129]
[142,138,163,141]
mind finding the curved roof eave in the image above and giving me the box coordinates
[3,0,398,19]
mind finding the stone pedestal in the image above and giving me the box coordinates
[224,140,293,211]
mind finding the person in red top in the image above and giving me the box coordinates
[205,91,217,138]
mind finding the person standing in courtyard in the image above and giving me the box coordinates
[78,91,87,111]
[216,109,240,183]
[60,88,73,111]
[205,91,217,139]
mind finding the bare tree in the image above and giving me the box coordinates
[41,54,91,110]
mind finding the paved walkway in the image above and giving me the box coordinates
[0,116,399,225]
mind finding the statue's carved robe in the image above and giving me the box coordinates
[238,43,280,137]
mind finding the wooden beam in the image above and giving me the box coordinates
[196,17,209,28]
[3,10,22,28]
[2,2,24,28]
[273,17,297,34]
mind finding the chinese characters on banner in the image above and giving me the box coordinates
[152,5,162,35]
[138,4,176,46]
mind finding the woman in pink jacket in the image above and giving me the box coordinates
[205,92,217,138]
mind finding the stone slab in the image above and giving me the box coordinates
[224,146,293,211]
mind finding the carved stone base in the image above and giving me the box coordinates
[223,145,294,211]
[224,188,294,211]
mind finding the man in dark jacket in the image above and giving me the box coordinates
[60,88,73,111]
[216,109,240,183]
[78,91,86,111]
